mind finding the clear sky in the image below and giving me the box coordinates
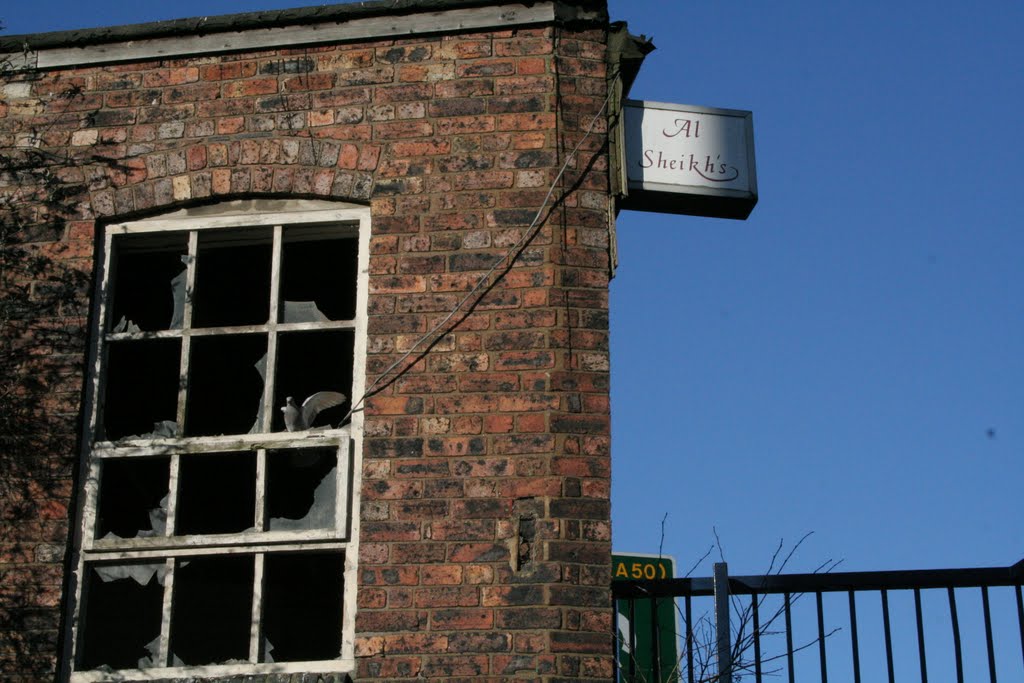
[4,0,1021,610]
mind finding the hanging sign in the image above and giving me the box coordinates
[619,100,757,219]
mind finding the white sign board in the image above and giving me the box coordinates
[620,100,757,219]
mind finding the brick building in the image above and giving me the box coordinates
[0,1,650,680]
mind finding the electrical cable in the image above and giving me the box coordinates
[342,84,616,424]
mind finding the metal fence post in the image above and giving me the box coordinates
[715,562,731,682]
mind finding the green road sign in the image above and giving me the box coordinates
[613,553,679,683]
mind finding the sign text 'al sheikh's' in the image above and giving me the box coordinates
[619,100,757,220]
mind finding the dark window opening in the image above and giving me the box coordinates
[262,552,344,662]
[273,331,354,432]
[266,447,337,531]
[103,339,181,441]
[192,229,272,328]
[280,229,358,322]
[96,457,170,540]
[185,335,267,436]
[79,208,363,676]
[176,453,257,535]
[108,233,188,333]
[169,555,253,666]
[78,563,164,670]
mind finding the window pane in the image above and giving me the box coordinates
[103,338,181,441]
[169,555,253,666]
[78,563,165,670]
[280,227,358,322]
[266,447,337,531]
[185,334,268,436]
[96,457,169,540]
[175,453,257,535]
[273,331,353,432]
[192,228,272,328]
[109,233,189,333]
[262,552,344,662]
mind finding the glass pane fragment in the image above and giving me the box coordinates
[109,233,188,333]
[267,447,338,531]
[282,300,329,323]
[280,228,358,322]
[97,457,169,540]
[78,562,164,670]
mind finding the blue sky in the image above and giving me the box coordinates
[605,0,1023,577]
[5,0,1021,578]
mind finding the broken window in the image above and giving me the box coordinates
[266,447,338,531]
[262,552,345,661]
[170,555,254,665]
[78,562,165,671]
[69,200,368,681]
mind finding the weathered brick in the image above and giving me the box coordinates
[550,630,611,654]
[457,59,516,78]
[448,543,509,563]
[415,586,480,608]
[2,17,617,682]
[482,585,543,607]
[496,607,563,630]
[448,631,511,653]
[430,608,493,631]
[379,633,449,655]
[357,608,425,631]
[392,543,448,564]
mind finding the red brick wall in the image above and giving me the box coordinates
[0,15,613,682]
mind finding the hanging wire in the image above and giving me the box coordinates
[341,83,617,425]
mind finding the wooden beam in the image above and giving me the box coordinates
[33,3,556,69]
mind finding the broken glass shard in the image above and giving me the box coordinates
[97,457,169,540]
[147,494,168,537]
[267,448,337,531]
[79,563,164,670]
[248,353,268,434]
[149,420,179,438]
[169,266,187,329]
[281,227,358,321]
[138,635,161,669]
[283,300,329,323]
[103,338,180,441]
[93,562,166,586]
[115,420,180,442]
[109,231,188,332]
[112,316,141,334]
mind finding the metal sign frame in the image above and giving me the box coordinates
[617,99,758,220]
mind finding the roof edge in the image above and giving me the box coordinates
[0,0,607,55]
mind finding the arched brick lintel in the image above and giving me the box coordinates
[87,136,379,222]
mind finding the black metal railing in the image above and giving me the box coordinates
[613,558,1024,683]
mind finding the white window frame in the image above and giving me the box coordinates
[66,199,369,682]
